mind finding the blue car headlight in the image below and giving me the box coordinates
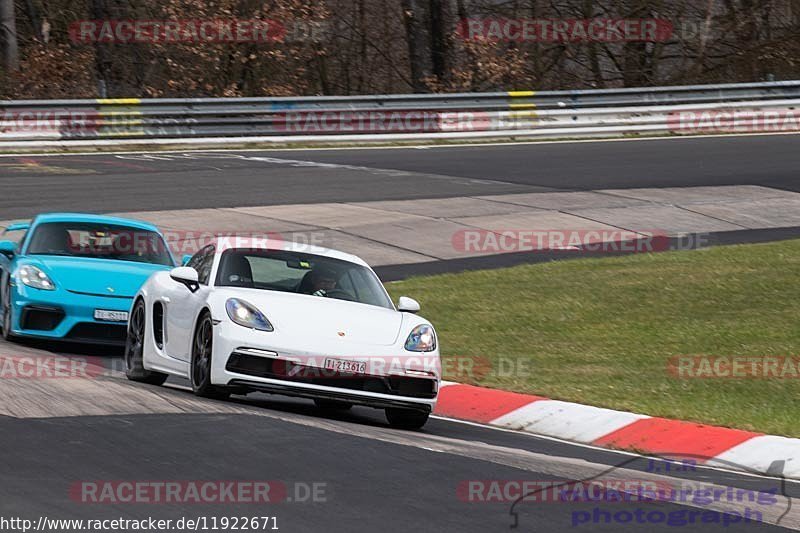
[405,324,436,352]
[225,298,273,332]
[17,265,56,291]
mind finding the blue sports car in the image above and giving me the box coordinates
[0,213,175,345]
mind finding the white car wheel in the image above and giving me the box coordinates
[190,313,229,400]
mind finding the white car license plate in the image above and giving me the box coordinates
[324,358,367,374]
[94,309,129,323]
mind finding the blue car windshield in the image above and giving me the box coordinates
[26,222,174,266]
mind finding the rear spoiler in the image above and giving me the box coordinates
[2,222,31,233]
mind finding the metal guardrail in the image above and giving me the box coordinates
[1,80,799,144]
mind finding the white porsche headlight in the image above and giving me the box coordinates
[225,298,273,332]
[405,324,436,352]
[18,265,56,291]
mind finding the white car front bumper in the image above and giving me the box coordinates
[211,320,441,412]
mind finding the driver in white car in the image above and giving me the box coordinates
[307,268,338,297]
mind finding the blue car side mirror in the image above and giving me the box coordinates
[0,240,17,258]
[182,254,192,266]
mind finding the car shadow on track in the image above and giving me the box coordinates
[225,389,394,429]
[0,336,406,431]
[0,335,125,357]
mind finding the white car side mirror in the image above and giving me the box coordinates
[170,266,200,293]
[397,296,420,313]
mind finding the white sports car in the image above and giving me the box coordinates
[124,237,441,429]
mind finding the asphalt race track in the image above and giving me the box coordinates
[1,135,800,532]
[0,134,799,218]
[1,350,798,532]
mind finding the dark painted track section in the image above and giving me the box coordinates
[0,134,799,218]
[376,227,800,281]
[263,135,800,192]
[0,386,793,533]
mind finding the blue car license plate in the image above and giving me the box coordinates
[94,309,129,323]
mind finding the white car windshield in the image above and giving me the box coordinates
[215,249,394,310]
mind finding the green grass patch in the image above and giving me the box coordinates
[387,240,800,437]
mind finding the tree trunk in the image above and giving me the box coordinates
[583,0,605,87]
[456,0,480,90]
[401,0,431,92]
[23,0,42,41]
[357,0,367,93]
[430,0,449,84]
[90,0,114,96]
[0,0,19,72]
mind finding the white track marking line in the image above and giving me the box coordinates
[1,131,800,158]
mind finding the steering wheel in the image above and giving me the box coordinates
[324,289,356,301]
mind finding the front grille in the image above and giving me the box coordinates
[20,306,64,331]
[226,352,437,399]
[66,323,128,344]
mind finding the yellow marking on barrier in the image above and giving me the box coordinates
[97,98,141,105]
[502,109,539,128]
[509,91,537,110]
[97,98,144,136]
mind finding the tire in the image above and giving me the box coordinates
[124,299,168,386]
[1,282,16,342]
[385,408,430,430]
[314,399,353,411]
[190,313,229,400]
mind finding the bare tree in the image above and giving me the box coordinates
[4,0,800,98]
[430,0,451,83]
[0,0,19,72]
[401,0,431,92]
